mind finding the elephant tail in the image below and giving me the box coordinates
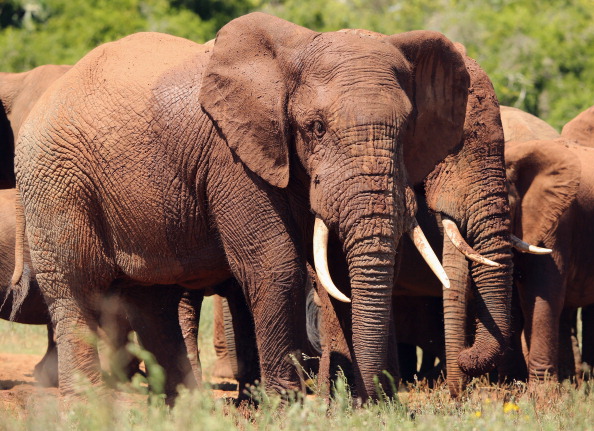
[8,187,30,320]
[11,188,25,287]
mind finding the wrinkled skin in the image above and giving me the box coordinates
[562,105,594,146]
[505,138,594,382]
[14,13,469,401]
[318,40,513,398]
[0,189,140,387]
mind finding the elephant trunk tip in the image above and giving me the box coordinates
[457,345,503,377]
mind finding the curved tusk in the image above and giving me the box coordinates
[313,217,351,303]
[442,217,501,267]
[510,234,552,254]
[408,219,451,289]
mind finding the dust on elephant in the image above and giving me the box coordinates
[13,13,470,402]
[562,105,594,146]
[505,138,594,382]
[318,38,514,398]
[0,65,72,189]
[499,106,560,143]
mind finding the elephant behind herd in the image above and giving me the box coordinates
[0,11,591,405]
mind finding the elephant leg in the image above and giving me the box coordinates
[497,283,528,382]
[217,279,260,399]
[122,285,197,404]
[177,289,204,387]
[212,294,235,380]
[558,308,579,382]
[211,185,307,396]
[518,254,565,383]
[99,290,141,382]
[397,343,417,384]
[48,294,102,396]
[581,305,594,380]
[33,324,58,387]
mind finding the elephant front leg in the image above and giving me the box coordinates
[518,255,565,384]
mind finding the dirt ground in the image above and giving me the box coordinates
[0,353,239,413]
[0,353,58,412]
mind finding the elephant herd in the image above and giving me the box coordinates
[0,12,591,406]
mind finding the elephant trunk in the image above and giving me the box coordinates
[441,229,470,397]
[456,190,513,377]
[341,189,399,401]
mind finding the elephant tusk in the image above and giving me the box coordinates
[408,219,451,289]
[442,217,501,267]
[510,234,552,254]
[313,216,351,303]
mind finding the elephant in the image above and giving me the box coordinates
[13,13,471,402]
[499,105,560,143]
[315,38,517,399]
[0,64,72,189]
[504,137,594,382]
[562,105,594,146]
[0,188,143,387]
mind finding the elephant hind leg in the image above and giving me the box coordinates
[33,324,58,387]
[122,284,197,405]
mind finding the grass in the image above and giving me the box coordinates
[0,297,592,430]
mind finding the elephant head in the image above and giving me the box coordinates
[505,139,581,248]
[199,13,469,400]
[562,105,594,147]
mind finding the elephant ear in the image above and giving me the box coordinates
[505,139,581,245]
[388,31,470,185]
[200,12,317,188]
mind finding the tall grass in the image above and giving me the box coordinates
[0,296,592,430]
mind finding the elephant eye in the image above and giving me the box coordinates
[312,120,326,139]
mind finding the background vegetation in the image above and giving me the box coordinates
[0,0,592,128]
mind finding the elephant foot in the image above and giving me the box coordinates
[33,350,59,387]
[212,356,236,380]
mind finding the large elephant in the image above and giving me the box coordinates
[13,13,470,402]
[316,38,515,398]
[505,138,594,382]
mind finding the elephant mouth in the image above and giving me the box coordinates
[312,215,450,302]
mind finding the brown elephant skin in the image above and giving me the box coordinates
[500,106,560,143]
[13,13,470,402]
[562,105,594,147]
[318,40,513,398]
[505,138,594,381]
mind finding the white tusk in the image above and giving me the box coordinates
[510,234,552,254]
[313,217,351,303]
[408,219,451,289]
[442,217,501,267]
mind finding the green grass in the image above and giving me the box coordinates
[0,298,592,430]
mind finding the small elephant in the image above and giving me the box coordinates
[14,13,470,402]
[505,138,594,382]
